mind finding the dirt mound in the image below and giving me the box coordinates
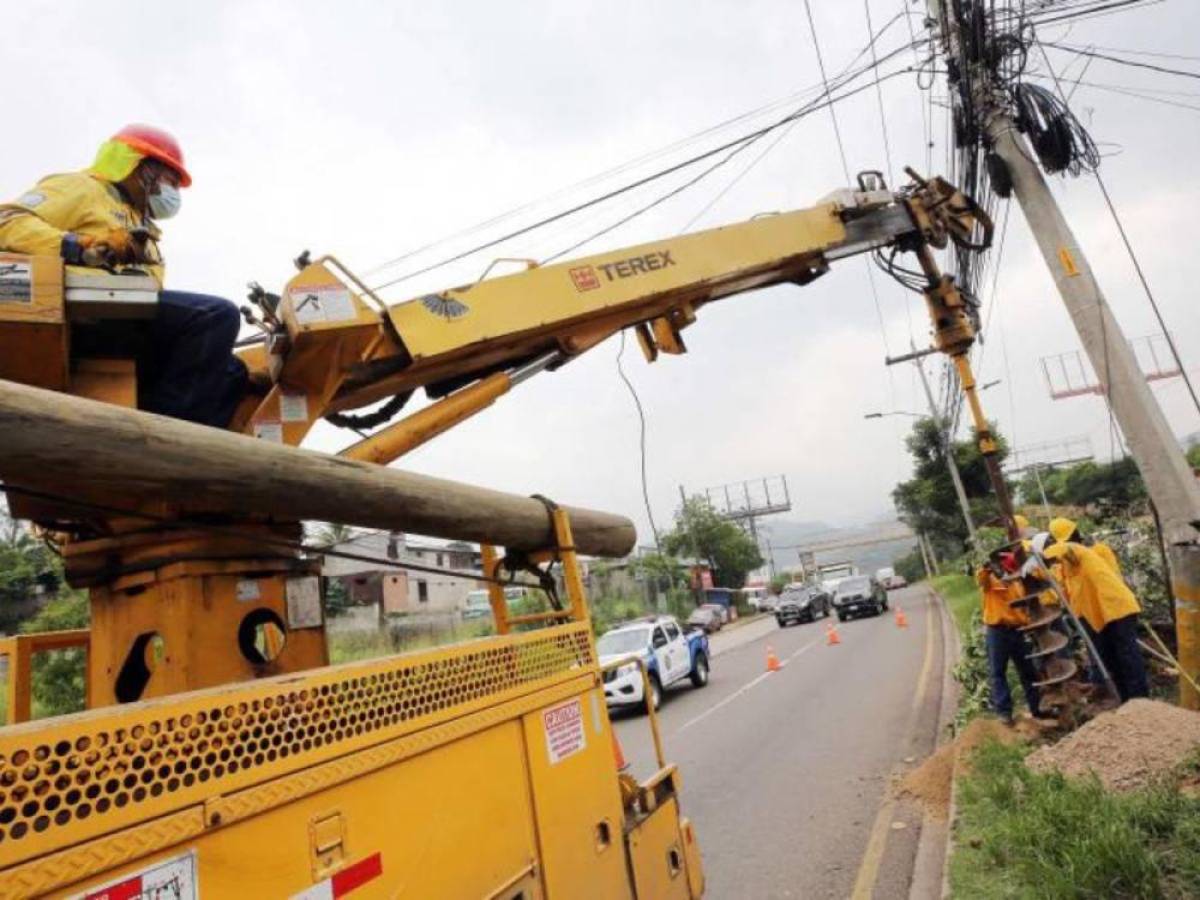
[1026,699,1200,791]
[899,718,1023,819]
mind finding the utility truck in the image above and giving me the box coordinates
[0,168,991,897]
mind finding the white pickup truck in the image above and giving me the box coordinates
[597,615,711,711]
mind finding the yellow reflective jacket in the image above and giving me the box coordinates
[977,568,1029,627]
[1092,540,1121,575]
[1057,543,1140,631]
[0,171,164,285]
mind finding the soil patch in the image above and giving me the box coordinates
[899,718,1023,819]
[1026,698,1200,791]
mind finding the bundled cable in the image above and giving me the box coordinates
[1011,82,1101,175]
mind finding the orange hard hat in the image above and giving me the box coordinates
[112,124,191,187]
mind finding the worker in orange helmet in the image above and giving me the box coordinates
[0,124,247,428]
[976,554,1046,725]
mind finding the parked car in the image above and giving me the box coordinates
[759,592,782,614]
[687,606,723,633]
[742,585,769,611]
[700,602,730,624]
[833,575,888,621]
[597,615,711,711]
[776,585,831,626]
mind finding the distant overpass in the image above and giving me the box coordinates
[792,525,916,556]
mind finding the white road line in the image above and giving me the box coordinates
[674,638,819,735]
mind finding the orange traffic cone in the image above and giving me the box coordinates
[895,607,909,628]
[766,645,782,672]
[826,622,841,646]
[611,731,628,771]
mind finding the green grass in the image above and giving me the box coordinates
[932,573,979,641]
[327,619,494,665]
[950,739,1200,899]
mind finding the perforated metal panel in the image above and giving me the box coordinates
[0,623,595,868]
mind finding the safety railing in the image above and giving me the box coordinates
[0,629,90,724]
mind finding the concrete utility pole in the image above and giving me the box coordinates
[929,0,1200,706]
[914,355,980,550]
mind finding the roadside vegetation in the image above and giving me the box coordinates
[950,740,1200,899]
[891,425,1200,898]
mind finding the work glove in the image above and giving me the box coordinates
[60,232,118,268]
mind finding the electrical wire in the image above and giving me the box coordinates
[803,0,898,411]
[615,331,660,550]
[1034,39,1200,421]
[1043,41,1200,80]
[538,63,917,263]
[369,39,923,293]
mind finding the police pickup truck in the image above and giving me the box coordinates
[597,615,710,711]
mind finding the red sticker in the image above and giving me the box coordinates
[331,853,383,898]
[569,266,600,292]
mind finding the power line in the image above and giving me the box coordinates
[1034,38,1200,420]
[369,40,923,293]
[1044,41,1200,80]
[538,66,914,263]
[615,331,661,550]
[864,0,898,187]
[803,0,897,411]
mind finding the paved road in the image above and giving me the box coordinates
[612,585,946,899]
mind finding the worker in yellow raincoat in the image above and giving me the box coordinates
[977,559,1045,725]
[0,124,247,427]
[1043,538,1148,701]
[1049,517,1120,574]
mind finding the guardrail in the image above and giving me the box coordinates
[0,629,89,724]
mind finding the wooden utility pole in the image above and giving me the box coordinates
[0,379,637,559]
[928,0,1200,706]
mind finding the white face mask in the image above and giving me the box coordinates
[148,182,181,219]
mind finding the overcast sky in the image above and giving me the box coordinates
[5,1,1199,548]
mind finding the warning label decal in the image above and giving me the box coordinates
[0,260,32,303]
[79,850,198,900]
[543,698,587,765]
[290,285,356,325]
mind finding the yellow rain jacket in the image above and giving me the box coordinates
[1092,540,1121,575]
[0,171,164,285]
[1048,542,1140,632]
[977,568,1030,627]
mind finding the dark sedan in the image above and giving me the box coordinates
[775,586,831,626]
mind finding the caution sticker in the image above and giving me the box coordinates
[287,576,324,629]
[290,285,356,325]
[280,392,309,423]
[543,698,587,765]
[78,850,198,900]
[236,579,262,603]
[1058,246,1081,277]
[0,260,32,303]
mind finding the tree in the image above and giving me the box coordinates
[891,417,1011,559]
[661,497,763,588]
[1015,458,1146,518]
[892,548,925,584]
[0,507,62,633]
[21,591,89,717]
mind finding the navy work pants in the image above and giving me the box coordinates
[985,624,1041,717]
[139,291,248,428]
[1096,614,1149,702]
